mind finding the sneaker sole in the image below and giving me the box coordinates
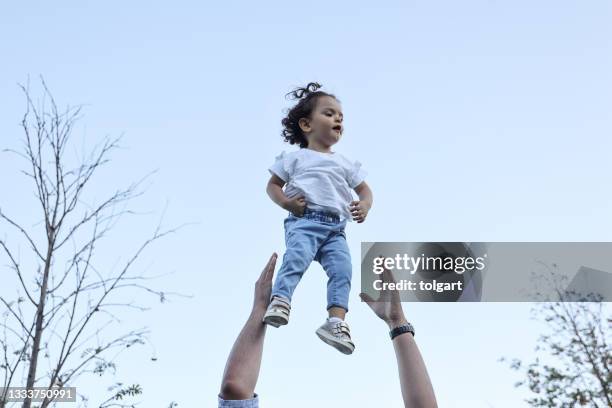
[263,314,288,328]
[315,328,355,355]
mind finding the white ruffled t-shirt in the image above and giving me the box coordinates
[268,149,367,221]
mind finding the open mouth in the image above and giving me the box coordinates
[332,126,342,133]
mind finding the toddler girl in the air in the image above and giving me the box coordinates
[263,82,373,355]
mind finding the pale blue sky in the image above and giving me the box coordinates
[1,1,611,407]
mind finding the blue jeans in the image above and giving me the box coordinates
[218,394,259,407]
[271,209,352,312]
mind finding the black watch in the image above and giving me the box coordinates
[389,323,415,340]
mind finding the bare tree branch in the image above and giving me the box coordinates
[0,211,45,262]
[0,240,37,306]
[0,78,185,408]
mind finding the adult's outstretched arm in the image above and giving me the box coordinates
[360,267,438,408]
[219,253,277,400]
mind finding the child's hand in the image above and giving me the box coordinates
[284,195,306,217]
[350,200,370,223]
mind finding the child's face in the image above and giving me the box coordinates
[300,96,344,148]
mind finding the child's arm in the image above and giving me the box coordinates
[350,181,373,223]
[266,174,306,216]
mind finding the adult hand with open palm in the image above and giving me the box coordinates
[359,262,409,329]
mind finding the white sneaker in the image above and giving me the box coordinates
[315,319,355,355]
[262,297,291,328]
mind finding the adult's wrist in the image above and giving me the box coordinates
[387,317,409,329]
[389,322,415,340]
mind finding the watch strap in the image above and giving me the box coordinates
[389,323,415,340]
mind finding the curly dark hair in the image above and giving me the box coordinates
[281,82,339,148]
